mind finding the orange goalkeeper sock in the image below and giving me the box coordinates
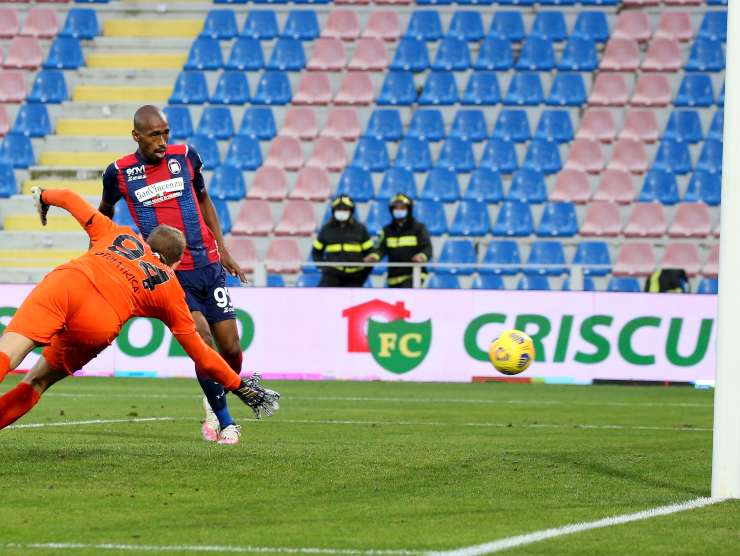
[0,352,9,383]
[0,382,41,430]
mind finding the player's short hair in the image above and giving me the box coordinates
[147,225,186,267]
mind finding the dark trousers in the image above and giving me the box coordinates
[318,272,367,288]
[388,277,414,289]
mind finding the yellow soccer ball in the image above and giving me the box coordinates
[488,329,535,375]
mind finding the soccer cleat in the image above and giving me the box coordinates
[217,424,242,445]
[232,372,280,419]
[30,186,49,226]
[201,396,220,442]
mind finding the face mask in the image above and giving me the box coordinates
[392,209,408,220]
[334,210,351,222]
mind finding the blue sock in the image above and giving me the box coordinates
[198,376,234,429]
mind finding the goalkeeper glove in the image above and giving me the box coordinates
[30,186,49,226]
[232,372,280,419]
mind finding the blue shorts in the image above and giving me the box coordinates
[175,262,236,324]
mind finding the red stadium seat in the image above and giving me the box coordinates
[274,200,316,236]
[293,73,333,105]
[322,11,360,41]
[600,38,641,71]
[550,169,592,204]
[624,203,667,237]
[348,38,388,72]
[362,12,401,42]
[588,73,630,106]
[281,107,319,140]
[619,109,660,143]
[21,7,58,38]
[336,0,370,5]
[306,136,347,171]
[0,105,9,136]
[607,139,649,174]
[307,38,347,72]
[0,70,26,102]
[668,202,712,238]
[334,72,374,105]
[580,201,622,237]
[225,236,259,272]
[622,0,660,6]
[564,139,604,174]
[265,239,302,274]
[703,244,719,277]
[265,136,304,170]
[0,9,20,38]
[3,36,43,69]
[247,165,289,201]
[289,167,332,201]
[663,242,701,276]
[376,0,411,5]
[593,169,635,204]
[613,11,652,42]
[642,38,683,72]
[321,108,361,141]
[654,13,693,42]
[232,200,274,236]
[631,74,672,107]
[576,109,616,143]
[613,243,656,276]
[663,0,701,6]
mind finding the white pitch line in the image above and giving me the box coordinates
[7,417,174,430]
[426,497,722,556]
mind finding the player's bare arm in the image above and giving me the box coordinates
[195,188,246,282]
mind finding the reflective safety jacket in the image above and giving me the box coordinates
[370,218,433,285]
[312,218,374,275]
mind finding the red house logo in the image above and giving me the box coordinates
[342,299,411,353]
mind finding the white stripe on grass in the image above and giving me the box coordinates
[1,543,421,555]
[7,417,174,430]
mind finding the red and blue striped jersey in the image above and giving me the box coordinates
[102,144,219,271]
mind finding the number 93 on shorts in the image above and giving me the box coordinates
[175,262,236,324]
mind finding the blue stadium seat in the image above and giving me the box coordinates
[684,170,721,205]
[364,109,403,141]
[407,109,445,141]
[474,37,514,70]
[507,169,547,204]
[12,104,51,137]
[537,202,578,237]
[202,10,238,39]
[169,71,209,104]
[60,8,99,39]
[0,134,33,168]
[448,11,484,41]
[718,82,725,106]
[242,10,278,39]
[223,136,263,170]
[419,72,459,105]
[492,201,533,237]
[517,276,551,291]
[526,240,566,275]
[267,39,305,71]
[685,38,725,72]
[389,38,430,72]
[296,273,321,287]
[211,198,232,234]
[674,74,714,107]
[420,168,460,202]
[573,241,611,276]
[238,107,276,140]
[558,37,598,71]
[480,138,518,173]
[534,110,573,143]
[463,168,503,203]
[450,110,488,142]
[414,200,448,235]
[664,110,703,143]
[607,277,641,293]
[523,140,562,174]
[461,72,501,105]
[28,70,67,104]
[252,72,291,105]
[282,11,319,40]
[365,200,392,235]
[267,274,285,288]
[699,12,727,42]
[562,277,597,292]
[572,11,609,42]
[394,138,433,172]
[0,162,17,197]
[43,38,84,70]
[209,165,246,200]
[336,167,374,202]
[437,240,476,275]
[426,274,461,289]
[449,201,490,237]
[492,109,530,142]
[211,71,250,105]
[436,138,475,172]
[638,169,680,205]
[432,37,471,71]
[163,106,193,139]
[707,110,724,142]
[697,278,718,295]
[184,38,223,70]
[405,11,443,41]
[653,139,693,174]
[531,11,567,42]
[471,275,505,290]
[505,72,544,105]
[351,138,389,172]
[547,73,587,106]
[188,135,220,170]
[695,139,724,174]
[196,107,234,140]
[377,72,417,106]
[226,38,264,70]
[516,37,555,71]
[706,0,728,5]
[479,240,521,275]
[580,0,619,5]
[489,12,525,42]
[113,200,139,235]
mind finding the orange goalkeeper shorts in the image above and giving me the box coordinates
[6,268,122,375]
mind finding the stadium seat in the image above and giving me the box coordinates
[296,273,321,287]
[507,169,547,204]
[347,38,387,71]
[664,110,703,143]
[505,72,543,106]
[607,276,641,292]
[588,73,630,106]
[414,199,448,235]
[558,37,598,71]
[642,38,683,72]
[685,38,725,72]
[365,200,392,235]
[268,39,306,71]
[573,241,611,276]
[242,10,278,40]
[593,170,635,204]
[653,139,693,174]
[394,138,432,172]
[0,70,26,104]
[436,240,476,275]
[492,201,534,237]
[613,11,651,42]
[517,275,551,291]
[630,74,672,107]
[12,104,51,137]
[550,169,591,203]
[365,109,403,141]
[209,165,246,201]
[213,198,232,234]
[43,37,84,70]
[612,243,656,276]
[274,200,316,236]
[169,72,208,105]
[334,72,374,105]
[226,38,264,70]
[405,11,442,41]
[290,167,332,201]
[707,110,724,142]
[572,11,610,43]
[479,240,520,275]
[307,137,347,172]
[389,38,429,72]
[699,11,727,42]
[526,241,566,276]
[638,169,680,205]
[436,138,475,172]
[196,107,233,140]
[0,133,34,168]
[537,202,578,237]
[265,239,302,274]
[161,106,192,140]
[22,7,58,38]
[663,242,701,276]
[463,168,503,203]
[223,136,262,170]
[363,11,401,42]
[377,71,416,105]
[420,168,460,202]
[0,9,19,39]
[608,139,649,174]
[0,158,15,197]
[27,70,66,104]
[433,37,471,71]
[674,74,715,107]
[185,38,223,70]
[684,170,721,205]
[561,276,597,292]
[703,244,719,278]
[293,73,332,105]
[282,107,319,140]
[668,202,712,238]
[579,201,622,236]
[624,203,667,237]
[322,108,361,141]
[450,110,487,142]
[655,13,693,42]
[600,38,640,71]
[619,109,660,143]
[419,72,458,105]
[265,136,303,171]
[474,37,513,71]
[426,274,461,289]
[492,109,530,142]
[247,166,288,201]
[322,10,360,40]
[448,200,490,237]
[516,37,555,71]
[202,10,238,39]
[480,138,518,174]
[576,110,615,143]
[563,139,604,174]
[0,106,7,137]
[448,11,484,41]
[718,82,725,106]
[282,11,319,40]
[60,8,99,39]
[697,278,718,294]
[225,236,258,273]
[695,139,723,174]
[471,274,505,290]
[238,108,276,140]
[336,167,374,202]
[534,110,573,143]
[489,12,525,42]
[351,137,389,171]
[546,73,587,107]
[523,140,561,174]
[252,72,292,105]
[462,72,501,105]
[113,201,139,234]
[531,11,567,41]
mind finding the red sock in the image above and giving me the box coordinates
[0,383,41,430]
[0,352,9,383]
[223,350,243,375]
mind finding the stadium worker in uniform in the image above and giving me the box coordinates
[312,195,374,287]
[97,105,246,445]
[364,193,432,288]
[0,187,279,433]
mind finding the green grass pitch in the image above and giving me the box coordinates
[0,376,738,555]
